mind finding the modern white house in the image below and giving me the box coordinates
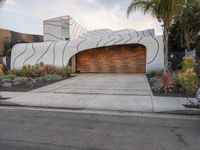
[11,16,164,73]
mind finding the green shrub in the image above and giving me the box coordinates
[0,75,37,87]
[9,63,73,79]
[149,70,158,78]
[0,64,4,75]
[182,57,195,71]
[0,74,17,83]
[178,68,199,95]
[10,66,29,77]
[151,78,163,92]
[64,66,72,77]
[0,77,12,83]
[36,77,43,82]
[2,74,17,80]
[43,74,63,81]
[53,66,72,78]
[0,63,71,88]
[26,78,37,88]
[12,77,23,86]
[10,64,44,77]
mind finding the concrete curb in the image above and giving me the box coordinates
[0,100,23,106]
[1,101,200,115]
[0,98,24,104]
[159,109,200,115]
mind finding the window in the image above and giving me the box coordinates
[62,19,69,40]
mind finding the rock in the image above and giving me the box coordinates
[2,82,12,88]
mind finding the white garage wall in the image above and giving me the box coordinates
[11,27,164,73]
[140,35,164,72]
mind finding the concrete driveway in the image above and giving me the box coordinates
[2,74,188,113]
[36,74,152,96]
[3,74,158,112]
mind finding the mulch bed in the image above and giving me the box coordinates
[0,75,76,92]
[152,91,196,98]
[0,80,63,92]
[147,76,196,98]
[184,104,200,109]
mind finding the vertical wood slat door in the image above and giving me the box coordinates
[76,45,146,73]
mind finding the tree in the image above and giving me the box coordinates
[127,0,185,70]
[169,0,200,51]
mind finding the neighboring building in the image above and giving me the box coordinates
[0,28,43,64]
[11,16,164,73]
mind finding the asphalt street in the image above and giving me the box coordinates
[0,107,200,150]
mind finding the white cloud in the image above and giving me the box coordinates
[0,0,163,35]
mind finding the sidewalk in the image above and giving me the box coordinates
[1,91,199,114]
[0,74,199,115]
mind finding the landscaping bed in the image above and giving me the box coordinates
[147,76,196,98]
[0,80,62,92]
[184,104,200,109]
[0,62,73,92]
[147,57,200,98]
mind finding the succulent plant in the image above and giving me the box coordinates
[43,74,63,81]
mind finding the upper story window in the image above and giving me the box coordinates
[62,19,69,40]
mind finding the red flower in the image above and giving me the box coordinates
[42,66,49,74]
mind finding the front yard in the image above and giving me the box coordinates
[0,62,73,92]
[147,56,200,109]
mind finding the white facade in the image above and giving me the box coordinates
[11,16,164,73]
[43,16,87,41]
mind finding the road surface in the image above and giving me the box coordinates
[0,107,200,150]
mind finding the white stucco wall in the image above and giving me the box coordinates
[69,17,88,40]
[140,35,164,72]
[11,28,164,73]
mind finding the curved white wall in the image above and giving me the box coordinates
[11,29,164,73]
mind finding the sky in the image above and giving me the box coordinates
[0,0,163,35]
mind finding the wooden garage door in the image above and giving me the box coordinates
[76,45,146,73]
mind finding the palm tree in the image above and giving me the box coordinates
[127,0,185,70]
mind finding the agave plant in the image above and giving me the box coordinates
[159,71,177,95]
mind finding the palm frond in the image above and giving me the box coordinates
[127,0,158,18]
